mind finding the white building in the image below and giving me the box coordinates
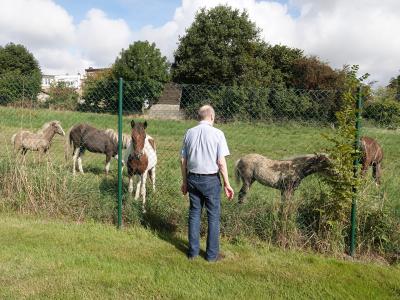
[41,74,55,89]
[41,73,82,90]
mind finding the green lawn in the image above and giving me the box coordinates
[0,214,399,299]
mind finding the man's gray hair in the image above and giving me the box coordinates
[198,105,215,120]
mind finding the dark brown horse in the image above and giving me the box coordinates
[125,120,157,213]
[65,123,120,175]
[360,136,383,185]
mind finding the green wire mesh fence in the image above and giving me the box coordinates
[0,75,399,261]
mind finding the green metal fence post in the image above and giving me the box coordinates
[117,78,123,229]
[350,85,362,256]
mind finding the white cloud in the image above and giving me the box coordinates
[0,1,131,75]
[0,0,399,85]
[0,0,75,48]
[77,9,132,67]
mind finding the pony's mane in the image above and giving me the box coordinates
[37,120,60,134]
[105,129,131,149]
[282,154,316,161]
[282,153,328,161]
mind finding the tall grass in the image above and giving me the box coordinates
[0,106,399,262]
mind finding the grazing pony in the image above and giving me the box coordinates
[125,120,157,213]
[66,123,125,175]
[234,153,330,203]
[360,136,383,185]
[11,120,65,156]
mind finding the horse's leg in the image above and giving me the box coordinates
[238,178,252,203]
[77,151,84,174]
[148,167,156,192]
[105,155,111,175]
[21,148,28,163]
[134,175,141,200]
[72,148,79,175]
[361,161,369,177]
[140,171,148,213]
[373,163,382,185]
[128,176,134,193]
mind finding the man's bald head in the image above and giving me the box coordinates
[198,105,215,122]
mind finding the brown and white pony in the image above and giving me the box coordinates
[125,120,157,213]
[360,136,383,185]
[11,120,65,156]
[234,153,330,203]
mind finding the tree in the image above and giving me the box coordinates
[172,5,275,86]
[266,44,303,86]
[387,74,400,101]
[81,41,169,113]
[0,43,41,104]
[112,41,169,83]
[113,41,170,110]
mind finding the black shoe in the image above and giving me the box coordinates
[188,255,198,261]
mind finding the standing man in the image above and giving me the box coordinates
[181,104,234,262]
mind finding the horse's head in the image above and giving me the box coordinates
[51,121,65,136]
[311,153,331,173]
[130,120,147,160]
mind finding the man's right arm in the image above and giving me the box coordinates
[217,156,234,200]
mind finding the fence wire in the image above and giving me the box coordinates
[0,75,399,260]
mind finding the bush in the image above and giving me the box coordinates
[363,100,400,128]
[180,84,341,123]
[0,73,41,105]
[44,82,80,110]
[79,77,118,113]
[79,77,163,114]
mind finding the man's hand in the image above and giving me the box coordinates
[224,184,234,200]
[181,181,188,196]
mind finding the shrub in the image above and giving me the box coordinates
[79,77,118,113]
[0,73,41,105]
[363,100,400,128]
[45,82,80,110]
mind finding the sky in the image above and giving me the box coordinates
[0,0,399,86]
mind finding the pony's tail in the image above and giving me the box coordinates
[234,159,242,185]
[64,126,73,162]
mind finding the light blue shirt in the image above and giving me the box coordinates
[181,121,230,174]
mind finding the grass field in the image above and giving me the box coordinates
[0,106,399,257]
[0,214,399,299]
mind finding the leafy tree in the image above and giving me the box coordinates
[113,41,169,83]
[172,5,275,86]
[79,70,118,113]
[387,74,400,101]
[0,43,41,104]
[289,56,344,90]
[267,44,303,86]
[81,41,169,112]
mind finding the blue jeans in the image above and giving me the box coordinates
[187,173,221,261]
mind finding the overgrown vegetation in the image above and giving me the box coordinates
[0,107,399,263]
